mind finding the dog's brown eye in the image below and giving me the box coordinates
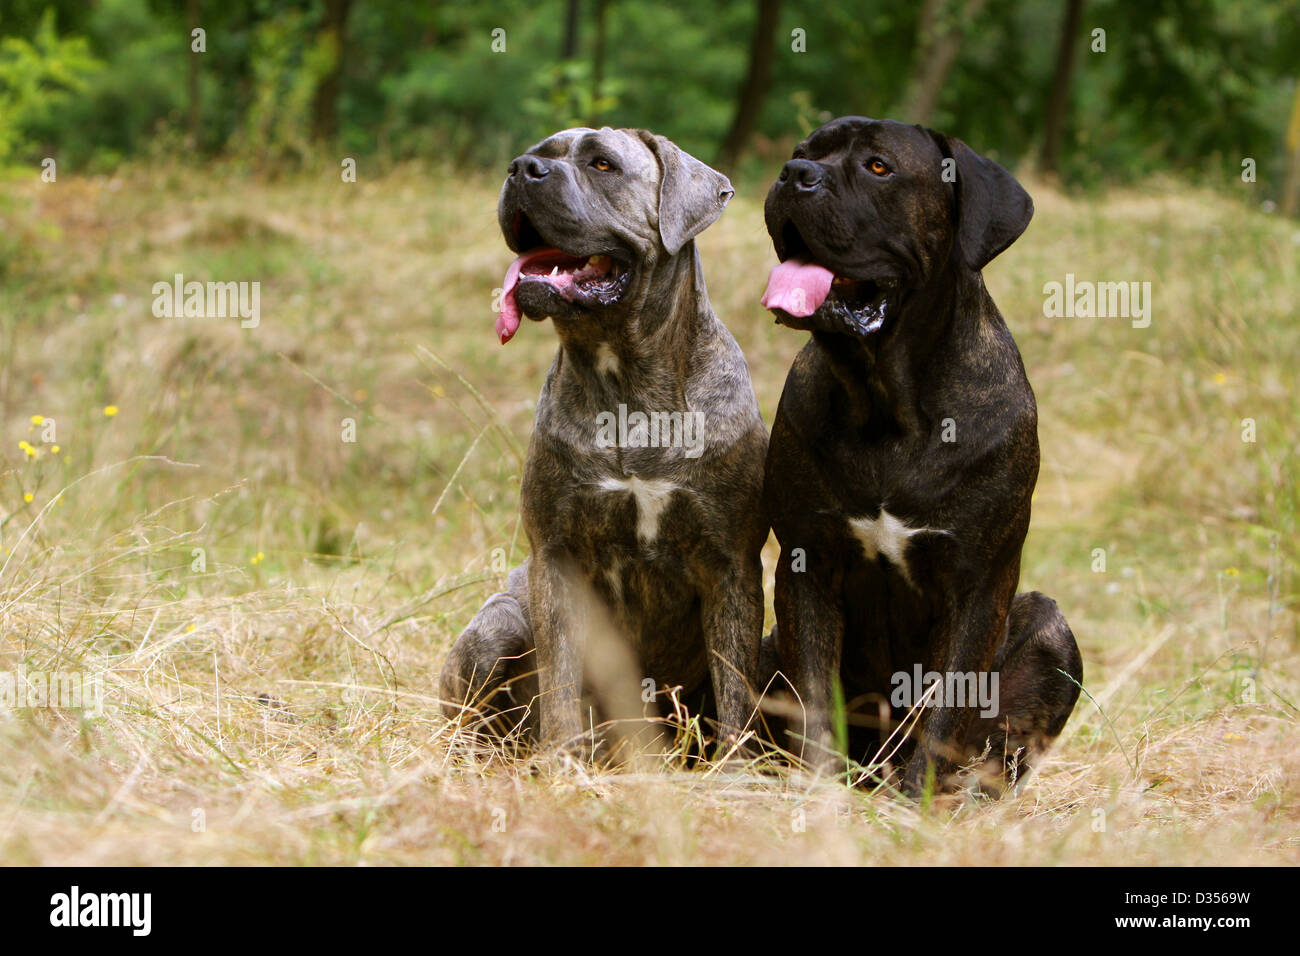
[591,157,613,172]
[868,159,890,176]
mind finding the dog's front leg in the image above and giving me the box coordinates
[529,548,586,752]
[902,594,1005,797]
[702,557,764,758]
[774,553,843,775]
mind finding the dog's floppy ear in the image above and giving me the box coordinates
[926,129,1033,271]
[634,130,734,256]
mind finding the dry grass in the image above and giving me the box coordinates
[0,159,1297,865]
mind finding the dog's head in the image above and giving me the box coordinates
[495,127,733,344]
[761,116,1032,337]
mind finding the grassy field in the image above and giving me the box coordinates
[0,160,1296,865]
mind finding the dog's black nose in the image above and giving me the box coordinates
[509,155,551,182]
[779,159,823,192]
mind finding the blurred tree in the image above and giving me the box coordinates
[591,0,610,125]
[0,8,101,164]
[1,0,1295,197]
[562,0,580,59]
[1038,0,1083,175]
[555,0,580,120]
[717,0,781,172]
[0,0,93,37]
[147,0,263,155]
[1283,81,1300,216]
[903,0,988,127]
[310,0,352,143]
[187,0,200,145]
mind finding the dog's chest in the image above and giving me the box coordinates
[551,470,710,665]
[844,508,947,587]
[815,429,955,585]
[533,462,703,558]
[593,474,680,543]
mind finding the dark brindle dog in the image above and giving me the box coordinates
[440,128,767,755]
[759,116,1082,795]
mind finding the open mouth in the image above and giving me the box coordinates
[496,213,630,344]
[761,223,894,336]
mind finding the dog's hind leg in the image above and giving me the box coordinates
[962,591,1083,795]
[439,561,539,739]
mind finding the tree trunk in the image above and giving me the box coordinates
[591,0,610,125]
[1039,0,1085,176]
[717,0,782,173]
[310,0,353,144]
[903,0,988,127]
[1281,81,1300,217]
[188,0,200,147]
[562,0,581,60]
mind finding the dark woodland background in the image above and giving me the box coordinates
[2,0,1299,204]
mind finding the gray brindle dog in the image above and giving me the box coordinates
[759,117,1083,796]
[440,128,768,755]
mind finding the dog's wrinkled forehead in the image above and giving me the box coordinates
[799,116,939,167]
[529,127,659,180]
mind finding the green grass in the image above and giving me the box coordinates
[0,160,1296,864]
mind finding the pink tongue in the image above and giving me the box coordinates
[496,254,528,344]
[760,258,834,318]
[496,247,566,344]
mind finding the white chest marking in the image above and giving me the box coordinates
[597,475,678,542]
[846,508,948,587]
[595,343,619,376]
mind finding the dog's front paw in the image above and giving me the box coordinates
[900,749,963,801]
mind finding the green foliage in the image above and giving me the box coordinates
[31,0,186,170]
[0,8,101,165]
[520,60,621,144]
[0,0,1297,191]
[1067,0,1300,186]
[231,8,335,167]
